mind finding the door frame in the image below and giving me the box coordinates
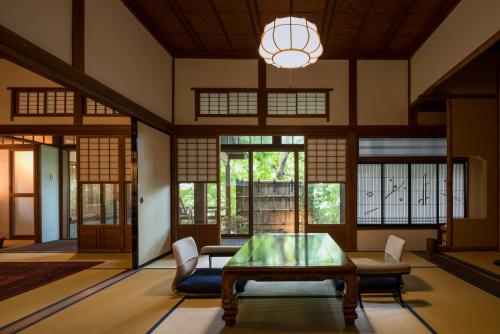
[220,144,305,238]
[8,146,39,241]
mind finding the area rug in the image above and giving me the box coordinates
[0,261,102,301]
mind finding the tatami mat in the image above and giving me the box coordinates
[444,251,500,275]
[405,267,500,334]
[0,252,132,269]
[152,297,429,334]
[1,239,34,250]
[0,268,122,327]
[22,269,181,334]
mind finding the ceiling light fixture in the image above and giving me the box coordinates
[258,1,323,68]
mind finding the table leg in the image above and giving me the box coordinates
[342,274,358,325]
[221,273,238,326]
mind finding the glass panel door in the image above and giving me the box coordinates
[252,152,295,233]
[62,150,78,238]
[11,150,35,237]
[220,151,250,235]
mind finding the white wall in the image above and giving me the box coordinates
[40,145,60,242]
[137,122,171,265]
[0,150,9,237]
[175,59,258,125]
[0,0,72,64]
[267,60,349,126]
[411,0,500,101]
[357,60,408,125]
[357,229,437,252]
[85,0,172,122]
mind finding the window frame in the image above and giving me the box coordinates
[9,87,74,118]
[356,158,468,229]
[193,88,259,120]
[266,88,331,120]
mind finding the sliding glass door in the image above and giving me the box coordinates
[220,147,304,237]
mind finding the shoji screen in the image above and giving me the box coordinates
[177,137,218,182]
[306,137,347,183]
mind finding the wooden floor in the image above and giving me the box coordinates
[1,252,499,334]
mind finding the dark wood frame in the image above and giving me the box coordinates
[9,87,75,119]
[219,142,305,238]
[8,146,39,240]
[193,88,333,121]
[356,160,468,228]
[76,135,131,252]
[193,88,259,120]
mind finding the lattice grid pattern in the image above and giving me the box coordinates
[268,91,327,116]
[85,98,120,115]
[198,91,257,115]
[78,137,120,182]
[306,138,346,182]
[177,137,218,182]
[14,89,74,115]
[124,137,133,182]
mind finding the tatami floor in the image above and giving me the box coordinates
[1,252,499,334]
[444,251,500,275]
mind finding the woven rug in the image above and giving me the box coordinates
[0,261,102,301]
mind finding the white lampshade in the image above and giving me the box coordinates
[259,17,323,68]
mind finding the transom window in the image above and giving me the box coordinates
[195,89,258,118]
[267,90,329,118]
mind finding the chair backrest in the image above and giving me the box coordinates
[172,237,199,290]
[385,235,406,261]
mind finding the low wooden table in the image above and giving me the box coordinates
[221,233,358,326]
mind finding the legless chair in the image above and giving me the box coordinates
[172,237,246,296]
[350,235,411,307]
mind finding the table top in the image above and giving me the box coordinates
[225,233,352,269]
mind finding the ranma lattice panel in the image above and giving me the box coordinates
[177,137,218,182]
[124,137,132,182]
[78,137,120,182]
[306,138,347,183]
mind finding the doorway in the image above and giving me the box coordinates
[220,136,306,238]
[9,149,36,239]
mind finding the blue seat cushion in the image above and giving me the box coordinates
[359,277,399,291]
[334,279,345,291]
[176,268,246,294]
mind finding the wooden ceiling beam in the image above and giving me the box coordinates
[0,24,173,135]
[377,0,416,55]
[322,0,338,50]
[0,125,131,135]
[121,0,177,56]
[246,0,261,45]
[166,0,206,52]
[208,0,233,51]
[349,0,375,58]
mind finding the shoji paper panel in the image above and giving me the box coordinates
[78,137,120,182]
[177,137,218,182]
[306,137,346,182]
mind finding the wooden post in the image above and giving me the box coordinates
[446,99,454,248]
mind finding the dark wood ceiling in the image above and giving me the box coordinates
[123,0,460,59]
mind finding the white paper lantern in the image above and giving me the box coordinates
[259,17,323,69]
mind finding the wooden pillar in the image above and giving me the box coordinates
[72,0,85,126]
[446,99,454,248]
[258,59,267,126]
[194,183,207,224]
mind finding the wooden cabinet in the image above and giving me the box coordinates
[176,225,220,251]
[78,226,131,252]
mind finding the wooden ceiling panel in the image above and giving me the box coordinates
[219,13,254,35]
[149,12,185,33]
[126,0,461,59]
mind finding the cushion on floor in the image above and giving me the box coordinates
[359,277,399,291]
[352,258,411,275]
[175,268,246,294]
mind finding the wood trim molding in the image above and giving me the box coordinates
[0,125,131,135]
[0,24,174,135]
[175,125,446,137]
[446,99,453,248]
[258,59,266,126]
[349,59,357,127]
